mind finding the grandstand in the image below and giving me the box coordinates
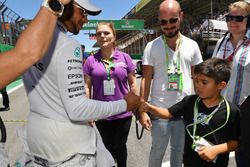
[117,0,235,60]
[1,0,237,60]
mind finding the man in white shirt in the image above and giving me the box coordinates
[139,1,202,166]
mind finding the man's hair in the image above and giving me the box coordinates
[81,44,85,49]
[194,58,231,83]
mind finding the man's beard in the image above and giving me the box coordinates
[164,28,179,38]
[71,21,82,35]
[71,26,80,35]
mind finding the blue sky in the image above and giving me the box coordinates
[2,0,141,52]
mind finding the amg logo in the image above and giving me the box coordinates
[68,86,84,93]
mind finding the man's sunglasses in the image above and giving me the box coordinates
[225,15,248,22]
[159,18,178,26]
[73,3,88,17]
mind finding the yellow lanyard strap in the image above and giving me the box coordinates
[162,33,182,73]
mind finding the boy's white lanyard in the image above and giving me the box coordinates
[186,97,230,141]
[162,34,182,74]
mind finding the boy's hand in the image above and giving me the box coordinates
[139,112,152,130]
[198,146,218,162]
[139,101,150,113]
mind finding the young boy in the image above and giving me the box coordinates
[140,58,240,167]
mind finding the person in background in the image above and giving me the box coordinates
[0,0,72,89]
[89,50,95,56]
[81,44,89,64]
[212,1,250,166]
[140,58,240,167]
[139,0,203,166]
[22,1,140,166]
[83,22,137,167]
[0,87,9,111]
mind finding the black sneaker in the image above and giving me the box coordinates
[4,107,10,111]
[0,107,9,111]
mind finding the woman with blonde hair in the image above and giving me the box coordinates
[212,1,250,166]
[83,22,137,167]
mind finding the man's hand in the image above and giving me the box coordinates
[124,92,141,111]
[198,146,218,162]
[59,0,72,5]
[139,112,152,130]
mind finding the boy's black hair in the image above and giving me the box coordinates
[194,58,231,83]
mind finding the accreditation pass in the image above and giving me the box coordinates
[103,79,115,95]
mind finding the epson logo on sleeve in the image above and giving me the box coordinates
[68,74,82,79]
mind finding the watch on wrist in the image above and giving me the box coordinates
[42,0,64,17]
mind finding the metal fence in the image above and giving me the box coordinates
[201,31,227,41]
[0,1,25,46]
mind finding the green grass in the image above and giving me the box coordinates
[6,77,23,91]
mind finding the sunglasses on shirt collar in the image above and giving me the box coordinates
[225,15,248,22]
[159,18,178,26]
